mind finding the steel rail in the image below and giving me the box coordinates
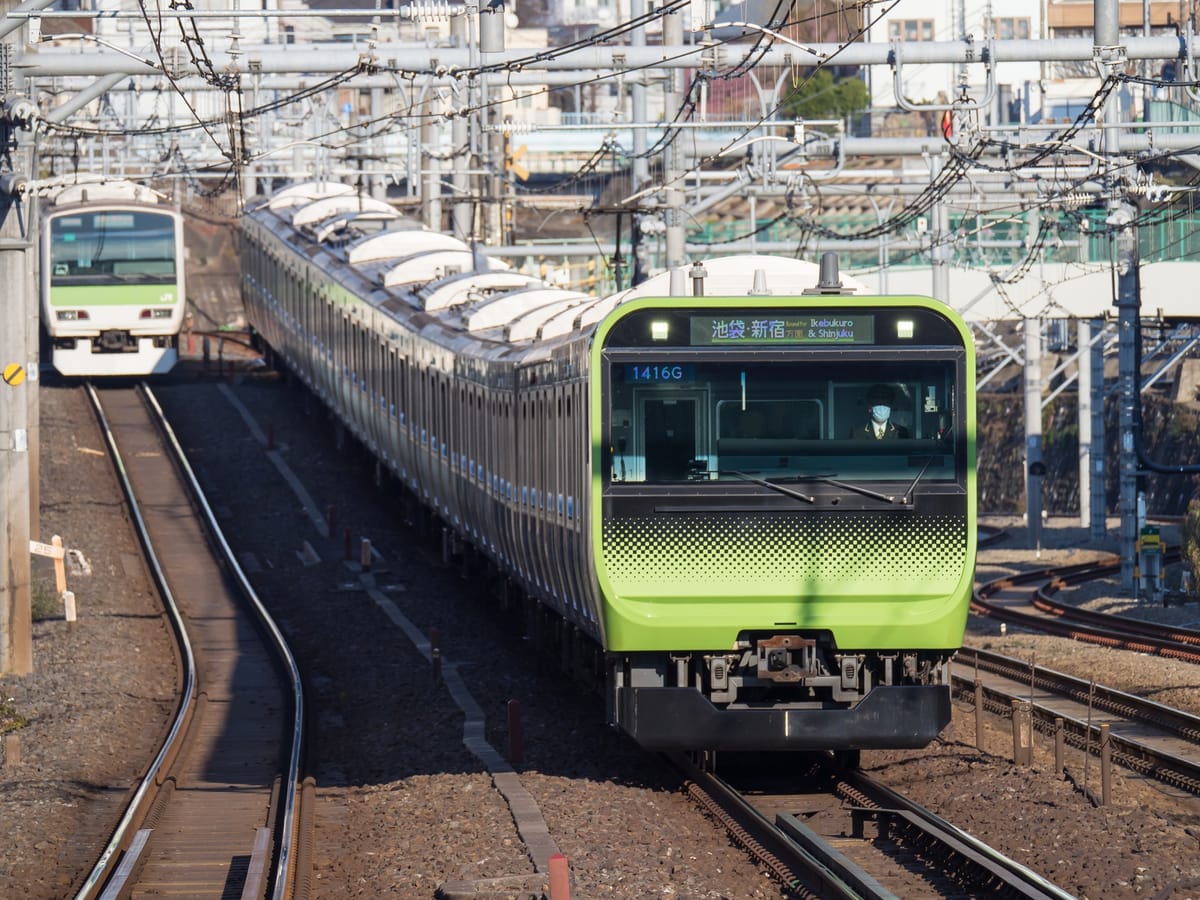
[958,646,1200,744]
[73,383,199,900]
[668,752,856,899]
[672,752,1073,899]
[143,384,307,900]
[836,773,1075,900]
[1032,559,1200,647]
[73,383,305,900]
[960,559,1200,798]
[971,553,1200,663]
[953,651,1200,797]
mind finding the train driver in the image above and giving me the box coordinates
[848,383,909,440]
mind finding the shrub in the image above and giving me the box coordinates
[30,579,59,622]
[1185,498,1200,597]
[0,696,27,733]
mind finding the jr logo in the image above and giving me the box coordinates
[160,293,175,303]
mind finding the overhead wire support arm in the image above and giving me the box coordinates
[8,3,473,22]
[890,39,997,112]
[19,35,1200,79]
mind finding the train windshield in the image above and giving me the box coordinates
[49,211,177,284]
[605,357,961,487]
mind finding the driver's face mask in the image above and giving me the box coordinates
[870,404,891,424]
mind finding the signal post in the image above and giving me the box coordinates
[0,183,34,675]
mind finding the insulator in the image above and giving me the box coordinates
[2,95,37,128]
[407,1,456,22]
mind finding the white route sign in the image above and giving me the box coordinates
[30,539,65,560]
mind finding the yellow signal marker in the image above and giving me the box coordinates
[506,143,530,181]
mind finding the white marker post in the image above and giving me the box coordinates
[29,535,73,623]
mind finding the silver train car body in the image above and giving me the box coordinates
[241,183,845,626]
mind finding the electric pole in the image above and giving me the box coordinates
[0,37,36,675]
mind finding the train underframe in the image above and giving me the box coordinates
[432,515,953,755]
[610,638,954,752]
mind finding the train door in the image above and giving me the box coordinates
[398,356,410,476]
[634,391,709,482]
[348,320,361,435]
[550,385,567,610]
[516,395,532,583]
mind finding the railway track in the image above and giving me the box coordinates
[956,551,1200,799]
[953,646,1200,796]
[674,752,1073,899]
[74,383,306,900]
[679,537,1200,896]
[971,553,1200,663]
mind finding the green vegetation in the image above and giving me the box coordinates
[780,70,868,121]
[0,695,28,733]
[1167,407,1199,442]
[31,579,59,622]
[1186,499,1200,598]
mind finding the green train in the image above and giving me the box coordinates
[242,182,976,753]
[39,180,186,376]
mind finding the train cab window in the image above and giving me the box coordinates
[49,211,178,284]
[606,358,959,488]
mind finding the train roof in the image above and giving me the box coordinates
[312,209,402,244]
[45,180,170,208]
[381,249,509,289]
[462,286,589,335]
[420,271,546,313]
[615,255,868,298]
[292,195,400,229]
[245,185,877,361]
[349,230,471,265]
[264,180,357,210]
[503,291,593,341]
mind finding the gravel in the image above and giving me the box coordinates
[3,366,1200,899]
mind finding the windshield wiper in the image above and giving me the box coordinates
[774,473,897,504]
[900,454,937,504]
[721,465,937,506]
[719,470,815,503]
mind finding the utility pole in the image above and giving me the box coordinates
[1095,0,1139,588]
[450,12,472,242]
[1077,317,1108,534]
[630,0,650,284]
[1024,317,1044,551]
[479,0,504,244]
[662,6,686,270]
[1087,318,1107,541]
[1111,201,1140,589]
[0,34,36,675]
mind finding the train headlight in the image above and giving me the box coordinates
[650,320,669,341]
[56,310,89,321]
[140,309,174,320]
[896,319,914,339]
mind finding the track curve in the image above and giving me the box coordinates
[75,383,305,900]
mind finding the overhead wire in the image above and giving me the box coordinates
[32,0,1200,257]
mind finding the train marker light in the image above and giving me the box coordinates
[897,319,914,339]
[650,320,669,341]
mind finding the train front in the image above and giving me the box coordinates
[41,201,184,376]
[591,295,976,752]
